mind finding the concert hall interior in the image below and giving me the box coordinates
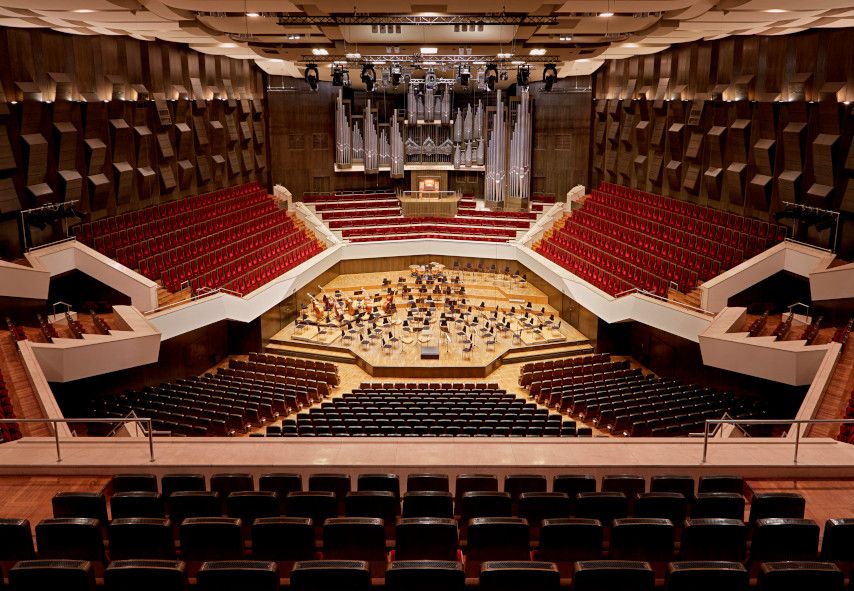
[0,1,852,589]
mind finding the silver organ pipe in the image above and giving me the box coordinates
[441,91,451,125]
[424,87,434,121]
[485,90,506,203]
[390,115,404,178]
[335,89,351,167]
[352,122,363,162]
[474,100,484,140]
[509,89,532,200]
[406,85,417,123]
[363,99,379,173]
[453,108,463,142]
[463,104,473,141]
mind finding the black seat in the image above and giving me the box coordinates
[758,561,844,591]
[573,560,655,591]
[111,474,158,494]
[285,492,337,535]
[503,474,547,502]
[634,492,688,524]
[465,517,530,576]
[395,518,459,561]
[197,560,279,591]
[680,518,747,562]
[610,518,675,577]
[210,473,254,498]
[251,517,315,573]
[344,491,399,523]
[666,561,749,591]
[0,518,35,576]
[650,475,695,501]
[479,561,560,591]
[168,491,221,524]
[35,518,106,564]
[693,492,745,520]
[9,559,95,591]
[534,518,603,576]
[110,492,166,519]
[552,474,597,506]
[820,518,854,577]
[178,517,244,574]
[575,492,628,526]
[455,474,498,503]
[749,518,820,571]
[308,474,351,510]
[386,560,465,591]
[748,493,805,524]
[51,492,108,525]
[459,491,512,524]
[259,473,302,500]
[104,559,186,591]
[357,473,400,500]
[290,560,371,591]
[518,492,571,531]
[161,474,206,498]
[406,474,449,492]
[402,491,454,519]
[698,475,743,495]
[601,475,645,510]
[226,491,279,525]
[322,517,387,574]
[108,518,175,560]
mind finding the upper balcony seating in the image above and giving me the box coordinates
[0,369,21,443]
[535,182,788,297]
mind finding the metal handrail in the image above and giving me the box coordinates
[146,286,245,314]
[0,417,155,463]
[701,418,854,464]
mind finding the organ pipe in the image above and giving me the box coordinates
[334,89,351,167]
[485,90,506,203]
[390,114,404,178]
[363,99,379,173]
[508,89,532,200]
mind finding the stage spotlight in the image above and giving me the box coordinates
[332,66,346,87]
[459,64,471,86]
[425,69,437,89]
[484,63,499,91]
[390,63,402,87]
[304,64,319,91]
[542,63,558,91]
[516,66,530,89]
[361,64,376,92]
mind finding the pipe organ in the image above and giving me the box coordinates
[508,89,532,201]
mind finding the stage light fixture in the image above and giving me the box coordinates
[390,63,402,87]
[542,63,558,91]
[484,63,499,91]
[361,63,377,92]
[459,64,471,86]
[304,64,319,90]
[516,66,530,89]
[332,66,346,87]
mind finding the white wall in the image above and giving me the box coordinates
[0,260,51,300]
[811,262,854,302]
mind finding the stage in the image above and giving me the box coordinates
[267,268,592,377]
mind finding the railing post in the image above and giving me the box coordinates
[148,419,155,462]
[702,420,709,463]
[794,421,801,464]
[54,425,61,463]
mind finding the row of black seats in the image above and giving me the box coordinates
[0,558,848,590]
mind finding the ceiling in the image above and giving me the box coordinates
[0,0,852,86]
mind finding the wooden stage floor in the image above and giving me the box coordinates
[268,269,591,378]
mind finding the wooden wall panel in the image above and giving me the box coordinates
[0,26,268,258]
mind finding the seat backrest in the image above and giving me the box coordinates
[322,518,386,561]
[573,560,655,591]
[51,492,108,525]
[552,474,597,499]
[574,492,628,526]
[692,492,745,520]
[759,561,844,591]
[395,518,459,561]
[650,475,695,500]
[459,491,512,521]
[344,491,399,521]
[258,473,302,498]
[161,474,206,498]
[402,491,454,519]
[251,517,315,562]
[601,475,646,499]
[308,474,351,501]
[104,559,187,591]
[517,493,571,525]
[503,475,547,501]
[111,474,158,494]
[285,491,337,524]
[750,518,820,563]
[821,518,854,562]
[178,517,244,561]
[697,475,743,495]
[0,518,35,562]
[168,491,221,522]
[226,492,279,524]
[357,474,400,499]
[110,492,166,519]
[454,474,498,500]
[108,518,175,560]
[386,560,465,591]
[666,561,749,591]
[290,560,371,591]
[748,493,806,524]
[406,474,449,493]
[634,492,688,523]
[196,560,279,591]
[209,474,254,498]
[479,561,560,591]
[610,518,675,562]
[35,518,105,562]
[681,518,748,562]
[466,517,530,561]
[9,559,95,591]
[536,518,603,562]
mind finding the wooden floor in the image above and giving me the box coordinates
[0,475,109,529]
[156,285,192,309]
[0,332,49,437]
[810,342,854,438]
[746,478,854,538]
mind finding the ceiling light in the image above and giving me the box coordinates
[270,59,284,63]
[484,64,499,91]
[423,61,437,65]
[312,48,328,55]
[529,48,546,56]
[304,64,319,91]
[599,12,614,17]
[73,9,95,13]
[420,47,438,54]
[372,60,386,65]
[764,8,788,12]
[559,35,573,41]
[577,58,590,63]
[623,43,639,48]
[512,60,525,65]
[287,34,301,40]
[472,60,486,65]
[458,64,471,86]
[497,52,513,58]
[220,43,236,48]
[346,52,361,59]
[246,12,260,17]
[361,64,376,92]
[542,63,558,91]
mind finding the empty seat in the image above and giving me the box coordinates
[534,518,603,574]
[460,491,512,523]
[601,475,645,508]
[698,475,744,495]
[749,518,820,568]
[108,518,175,560]
[504,474,547,501]
[610,518,675,576]
[197,560,279,591]
[650,475,695,501]
[308,474,351,506]
[395,518,459,561]
[9,559,95,591]
[111,474,158,494]
[553,474,597,497]
[758,561,844,591]
[479,561,560,591]
[179,517,244,570]
[748,493,805,523]
[290,560,371,591]
[573,560,655,591]
[518,492,571,529]
[35,518,106,564]
[344,491,398,523]
[322,517,387,573]
[226,491,279,525]
[51,492,108,525]
[407,474,449,492]
[386,560,465,591]
[286,492,337,532]
[210,473,254,498]
[357,473,400,499]
[0,518,35,575]
[455,474,498,502]
[402,491,454,519]
[666,561,749,591]
[168,491,221,523]
[820,518,854,576]
[693,492,745,520]
[680,518,747,562]
[465,517,530,575]
[575,492,628,526]
[251,517,315,572]
[161,474,206,498]
[104,559,186,591]
[634,492,688,524]
[110,492,166,519]
[259,473,302,499]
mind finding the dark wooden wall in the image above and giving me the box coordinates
[0,27,269,258]
[591,29,854,256]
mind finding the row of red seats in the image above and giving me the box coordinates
[837,387,854,444]
[597,182,787,243]
[117,207,289,270]
[456,209,539,220]
[312,199,400,213]
[5,318,26,342]
[571,209,742,268]
[349,235,507,243]
[136,213,294,280]
[319,208,400,220]
[187,240,322,295]
[832,319,853,345]
[343,224,518,240]
[75,183,266,245]
[302,192,396,203]
[537,241,646,297]
[330,216,531,231]
[586,198,772,259]
[159,228,307,291]
[0,369,21,443]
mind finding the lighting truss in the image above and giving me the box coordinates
[297,54,560,65]
[275,14,559,26]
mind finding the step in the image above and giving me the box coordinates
[265,342,358,364]
[501,343,595,365]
